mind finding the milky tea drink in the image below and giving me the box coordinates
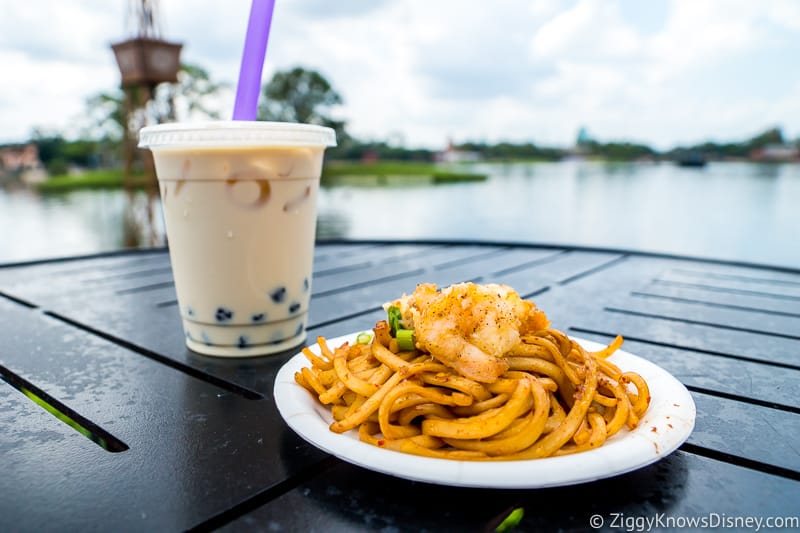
[139,122,336,356]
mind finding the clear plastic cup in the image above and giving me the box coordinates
[139,121,336,356]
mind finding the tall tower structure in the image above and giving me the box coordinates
[111,0,182,187]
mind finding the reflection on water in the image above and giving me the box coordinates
[1,161,799,267]
[0,186,165,262]
[121,188,165,249]
[316,161,800,268]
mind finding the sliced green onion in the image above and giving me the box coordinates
[387,305,402,336]
[495,507,524,532]
[356,332,373,345]
[396,328,416,351]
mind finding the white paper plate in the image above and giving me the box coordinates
[274,332,696,488]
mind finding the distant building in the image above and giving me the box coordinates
[565,126,594,159]
[576,126,593,147]
[0,143,46,184]
[0,143,41,172]
[436,139,481,163]
[360,149,379,163]
[750,143,800,162]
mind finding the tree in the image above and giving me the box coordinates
[747,127,783,149]
[83,92,126,142]
[29,129,101,174]
[257,66,346,140]
[75,63,226,168]
[30,130,68,174]
[81,63,225,141]
[151,63,226,122]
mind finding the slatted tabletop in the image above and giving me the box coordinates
[1,241,798,532]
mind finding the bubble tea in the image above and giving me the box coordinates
[139,122,336,356]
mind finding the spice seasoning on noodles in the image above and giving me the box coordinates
[295,282,649,460]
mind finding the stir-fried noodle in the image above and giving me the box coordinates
[295,283,650,460]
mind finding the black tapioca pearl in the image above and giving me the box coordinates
[251,313,266,323]
[270,287,287,303]
[303,277,309,292]
[186,307,195,317]
[289,302,301,314]
[215,307,234,322]
[238,336,249,348]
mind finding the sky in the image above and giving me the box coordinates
[1,0,800,150]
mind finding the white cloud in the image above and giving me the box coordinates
[0,1,123,63]
[531,0,642,59]
[0,50,118,139]
[765,1,800,30]
[0,0,799,148]
[646,1,758,84]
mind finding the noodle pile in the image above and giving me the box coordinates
[295,319,650,461]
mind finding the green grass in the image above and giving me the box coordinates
[34,160,486,192]
[35,169,152,192]
[322,161,486,183]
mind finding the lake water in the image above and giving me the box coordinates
[1,161,798,268]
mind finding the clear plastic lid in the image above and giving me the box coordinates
[138,121,337,149]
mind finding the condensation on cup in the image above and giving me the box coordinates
[138,121,336,356]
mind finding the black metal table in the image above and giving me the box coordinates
[1,241,798,532]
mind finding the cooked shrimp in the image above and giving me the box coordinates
[491,284,551,334]
[405,283,542,383]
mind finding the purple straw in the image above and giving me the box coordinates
[232,0,276,120]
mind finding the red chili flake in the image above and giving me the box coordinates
[667,423,674,429]
[650,427,658,433]
[377,439,385,447]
